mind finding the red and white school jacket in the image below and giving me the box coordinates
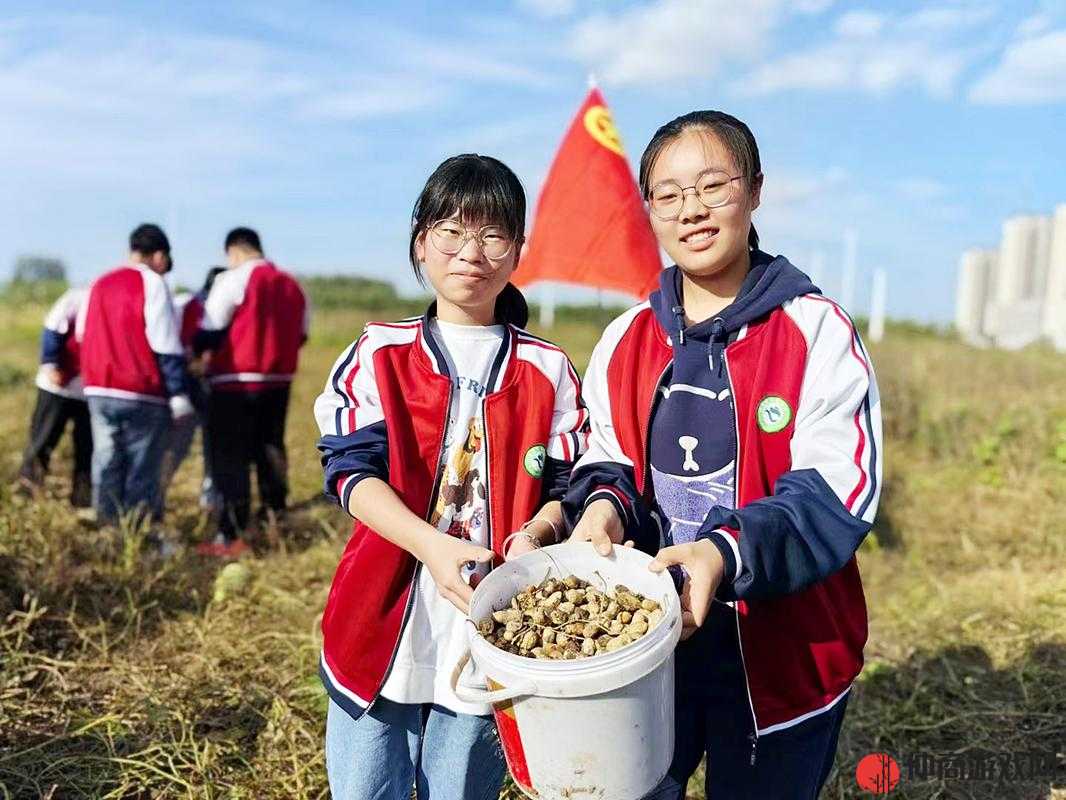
[566,274,882,740]
[197,259,309,391]
[313,313,587,720]
[76,263,186,404]
[38,287,87,400]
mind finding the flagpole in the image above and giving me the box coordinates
[540,282,556,329]
[841,228,857,310]
[869,268,887,343]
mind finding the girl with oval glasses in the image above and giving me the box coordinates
[564,111,883,799]
[315,154,587,799]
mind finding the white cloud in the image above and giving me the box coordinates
[1015,13,1053,38]
[569,0,784,86]
[764,166,849,206]
[390,34,556,90]
[968,29,1066,104]
[298,82,447,121]
[834,10,886,38]
[895,178,949,201]
[737,4,988,97]
[740,39,973,96]
[517,0,576,18]
[791,0,835,13]
[898,3,995,34]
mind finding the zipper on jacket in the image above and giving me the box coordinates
[482,395,494,559]
[369,368,454,710]
[709,317,726,377]
[671,305,686,346]
[722,348,759,766]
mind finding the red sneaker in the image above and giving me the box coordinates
[195,535,249,559]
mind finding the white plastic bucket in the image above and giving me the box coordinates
[450,543,682,800]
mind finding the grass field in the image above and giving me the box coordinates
[2,298,1065,799]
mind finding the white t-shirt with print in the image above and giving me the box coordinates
[379,319,503,715]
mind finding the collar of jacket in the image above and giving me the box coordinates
[415,302,515,396]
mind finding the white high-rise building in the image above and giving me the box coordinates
[986,214,1051,350]
[957,204,1064,352]
[1043,204,1066,349]
[995,216,1042,304]
[955,249,995,346]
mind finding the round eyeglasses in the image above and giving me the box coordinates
[428,220,517,261]
[647,171,748,221]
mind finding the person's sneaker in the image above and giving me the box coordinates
[12,475,40,499]
[71,477,92,509]
[144,531,180,560]
[195,534,249,559]
[199,478,221,512]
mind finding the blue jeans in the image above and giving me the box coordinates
[87,396,171,525]
[325,698,506,800]
[644,605,848,800]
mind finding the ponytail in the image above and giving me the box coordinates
[494,282,529,327]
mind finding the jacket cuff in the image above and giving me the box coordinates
[585,485,632,531]
[332,472,375,516]
[697,525,741,585]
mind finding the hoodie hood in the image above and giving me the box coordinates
[650,251,819,345]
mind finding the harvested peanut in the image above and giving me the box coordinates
[479,576,665,659]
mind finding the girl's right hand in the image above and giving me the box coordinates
[569,498,625,556]
[416,532,495,615]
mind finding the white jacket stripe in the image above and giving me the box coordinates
[785,295,882,524]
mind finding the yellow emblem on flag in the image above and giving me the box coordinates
[583,105,624,156]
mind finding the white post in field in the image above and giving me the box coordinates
[809,249,825,289]
[841,229,857,310]
[540,282,556,329]
[869,268,887,343]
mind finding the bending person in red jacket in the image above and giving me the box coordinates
[564,111,883,800]
[16,287,92,508]
[194,228,308,557]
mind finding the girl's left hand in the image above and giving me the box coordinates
[649,539,726,640]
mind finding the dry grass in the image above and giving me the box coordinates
[1,304,1064,799]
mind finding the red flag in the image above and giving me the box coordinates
[517,88,662,299]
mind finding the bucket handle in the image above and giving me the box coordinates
[450,650,536,705]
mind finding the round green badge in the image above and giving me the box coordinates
[756,395,792,433]
[523,444,547,478]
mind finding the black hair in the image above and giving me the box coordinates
[129,223,170,256]
[202,266,227,295]
[409,154,528,327]
[639,110,763,250]
[225,227,262,253]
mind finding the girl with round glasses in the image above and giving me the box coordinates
[563,111,882,799]
[314,154,588,799]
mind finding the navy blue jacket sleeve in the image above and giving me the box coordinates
[40,329,67,365]
[155,353,188,397]
[562,462,662,555]
[193,327,227,356]
[317,421,389,512]
[542,456,576,504]
[697,470,872,601]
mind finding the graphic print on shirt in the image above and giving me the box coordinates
[430,360,495,549]
[431,415,487,539]
[650,382,736,545]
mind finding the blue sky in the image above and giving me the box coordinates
[1,0,1063,322]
